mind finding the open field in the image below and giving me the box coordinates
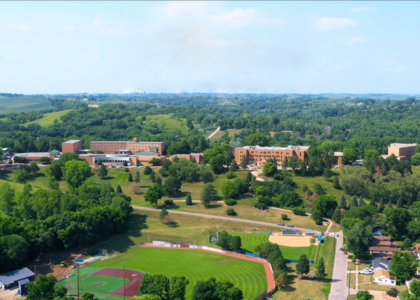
[24,109,73,127]
[273,237,336,300]
[226,128,243,138]
[208,129,225,142]
[143,114,188,133]
[232,232,316,261]
[92,247,268,300]
[0,95,53,113]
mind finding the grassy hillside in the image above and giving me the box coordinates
[24,109,73,127]
[144,114,188,133]
[0,95,53,113]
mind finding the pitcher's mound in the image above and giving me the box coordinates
[269,234,311,247]
[93,282,103,286]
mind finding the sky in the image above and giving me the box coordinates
[0,1,419,94]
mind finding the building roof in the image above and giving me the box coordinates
[373,269,390,279]
[372,257,392,271]
[372,241,393,247]
[2,148,9,151]
[49,150,60,154]
[389,143,418,148]
[333,152,343,157]
[370,246,401,252]
[135,151,159,155]
[63,140,81,144]
[237,145,310,151]
[372,236,392,241]
[0,268,35,285]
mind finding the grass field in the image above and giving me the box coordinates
[24,109,73,127]
[92,247,268,300]
[143,114,188,133]
[232,232,317,261]
[0,95,53,113]
[274,237,336,300]
[70,275,128,293]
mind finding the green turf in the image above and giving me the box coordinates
[57,266,103,287]
[92,247,267,300]
[143,114,188,133]
[232,232,317,260]
[71,275,128,293]
[0,95,53,113]
[24,109,73,127]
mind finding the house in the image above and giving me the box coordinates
[369,246,401,256]
[413,244,420,259]
[370,236,400,257]
[372,257,392,272]
[373,269,396,286]
[0,267,35,290]
[373,291,397,300]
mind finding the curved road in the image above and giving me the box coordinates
[132,205,319,234]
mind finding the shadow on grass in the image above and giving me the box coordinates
[206,203,223,209]
[0,169,13,181]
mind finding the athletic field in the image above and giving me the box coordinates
[233,232,317,260]
[91,247,267,300]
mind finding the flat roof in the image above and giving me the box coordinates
[0,268,34,285]
[2,148,9,151]
[135,151,158,155]
[237,145,310,151]
[389,143,418,148]
[14,152,50,158]
[63,140,81,144]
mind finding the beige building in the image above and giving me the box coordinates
[90,138,164,155]
[235,145,310,166]
[386,143,418,160]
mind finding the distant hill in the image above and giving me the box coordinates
[0,95,53,113]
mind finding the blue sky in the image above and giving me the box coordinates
[0,1,419,94]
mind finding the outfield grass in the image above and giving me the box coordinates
[92,247,268,300]
[143,114,188,133]
[232,232,316,261]
[70,275,128,293]
[24,109,73,127]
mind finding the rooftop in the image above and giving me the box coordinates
[389,143,418,148]
[372,257,392,271]
[135,151,159,155]
[238,145,310,151]
[0,268,35,285]
[373,269,390,279]
[372,236,391,241]
[369,246,401,252]
[63,140,81,144]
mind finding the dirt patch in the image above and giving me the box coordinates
[268,234,311,247]
[93,282,103,286]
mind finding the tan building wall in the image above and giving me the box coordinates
[62,140,82,154]
[234,146,310,166]
[388,143,418,160]
[90,139,164,155]
[169,153,203,164]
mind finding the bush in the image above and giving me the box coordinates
[224,199,237,206]
[310,238,316,244]
[293,208,306,216]
[164,199,174,206]
[273,173,285,181]
[387,288,399,297]
[281,214,289,220]
[226,208,237,216]
[124,168,129,172]
[226,171,236,179]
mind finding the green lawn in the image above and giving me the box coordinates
[71,275,128,293]
[232,232,316,261]
[24,109,73,127]
[92,247,267,300]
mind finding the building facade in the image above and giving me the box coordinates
[387,143,418,160]
[62,140,83,154]
[234,145,310,166]
[90,138,164,155]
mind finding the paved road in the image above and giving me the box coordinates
[329,231,348,300]
[132,206,315,233]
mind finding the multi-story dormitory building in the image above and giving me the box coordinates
[90,138,164,155]
[234,145,310,166]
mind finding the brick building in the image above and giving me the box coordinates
[169,153,203,164]
[62,140,82,154]
[234,145,310,166]
[90,138,164,155]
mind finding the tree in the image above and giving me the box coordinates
[128,173,133,182]
[160,208,169,220]
[63,160,92,189]
[186,193,193,205]
[389,252,416,283]
[163,176,182,196]
[358,196,365,206]
[59,152,79,164]
[30,162,40,175]
[150,171,156,183]
[296,254,310,278]
[138,274,170,300]
[346,223,372,256]
[343,148,358,165]
[240,156,248,168]
[230,160,238,171]
[144,166,153,175]
[312,195,338,218]
[116,185,123,194]
[315,257,327,280]
[403,237,412,250]
[134,170,141,183]
[14,169,29,184]
[0,183,15,214]
[210,154,225,175]
[273,192,303,208]
[332,176,341,189]
[39,156,51,165]
[313,183,326,196]
[275,270,289,288]
[410,280,420,298]
[26,274,57,300]
[201,184,218,208]
[169,276,189,300]
[350,196,358,209]
[98,164,108,179]
[133,296,161,300]
[221,181,238,200]
[355,290,373,300]
[192,278,243,300]
[145,184,164,207]
[381,207,411,239]
[386,288,399,297]
[263,161,277,177]
[339,195,347,209]
[81,292,96,300]
[411,153,420,166]
[0,234,29,272]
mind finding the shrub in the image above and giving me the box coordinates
[164,199,174,206]
[281,214,289,220]
[224,199,237,206]
[226,171,236,179]
[293,207,306,216]
[310,238,316,244]
[226,208,237,216]
[387,288,399,297]
[124,168,129,172]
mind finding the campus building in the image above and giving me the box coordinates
[0,267,35,290]
[90,138,164,155]
[234,145,310,166]
[169,153,203,164]
[62,140,83,154]
[382,143,418,161]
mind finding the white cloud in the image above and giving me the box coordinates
[350,6,374,13]
[63,25,75,32]
[3,23,33,31]
[93,17,103,26]
[101,29,128,37]
[213,8,256,26]
[317,17,357,30]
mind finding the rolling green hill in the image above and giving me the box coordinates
[24,109,73,127]
[0,95,53,113]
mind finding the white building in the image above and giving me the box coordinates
[373,269,396,286]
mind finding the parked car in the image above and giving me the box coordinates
[287,224,294,228]
[329,232,339,237]
[360,270,373,275]
[277,222,284,226]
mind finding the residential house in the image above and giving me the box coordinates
[372,257,392,272]
[373,269,396,286]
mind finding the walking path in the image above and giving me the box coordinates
[207,127,221,139]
